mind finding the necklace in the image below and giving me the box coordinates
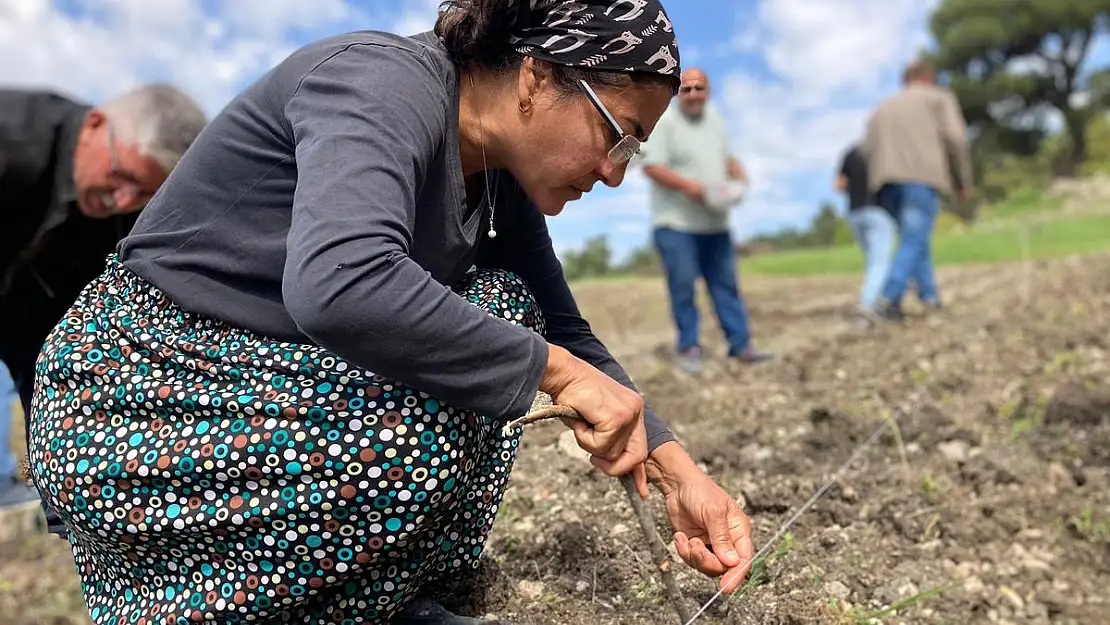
[469,74,497,239]
[480,134,497,239]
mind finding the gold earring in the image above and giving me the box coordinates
[519,97,533,114]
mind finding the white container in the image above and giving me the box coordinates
[705,181,747,214]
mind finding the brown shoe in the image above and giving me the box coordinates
[730,347,774,364]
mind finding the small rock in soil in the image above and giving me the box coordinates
[952,562,976,580]
[964,576,986,595]
[511,518,535,533]
[517,580,546,602]
[1047,462,1075,489]
[938,440,971,463]
[1026,600,1049,620]
[826,580,851,600]
[1021,557,1053,578]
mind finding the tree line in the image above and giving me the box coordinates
[932,0,1110,182]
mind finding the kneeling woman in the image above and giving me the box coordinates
[30,1,753,623]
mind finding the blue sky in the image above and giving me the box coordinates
[2,0,1106,261]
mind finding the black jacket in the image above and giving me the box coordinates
[0,89,140,406]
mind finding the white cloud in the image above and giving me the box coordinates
[0,0,381,116]
[741,0,938,104]
[390,0,442,37]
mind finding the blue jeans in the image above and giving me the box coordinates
[848,206,897,310]
[653,227,751,354]
[879,183,940,305]
[0,360,15,480]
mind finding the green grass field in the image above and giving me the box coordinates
[739,186,1109,277]
[740,215,1110,277]
[975,185,1065,221]
[570,186,1109,284]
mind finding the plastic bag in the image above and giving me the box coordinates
[704,181,747,214]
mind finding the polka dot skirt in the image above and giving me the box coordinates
[28,256,544,625]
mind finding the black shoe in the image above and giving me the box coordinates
[394,599,511,625]
[875,300,905,323]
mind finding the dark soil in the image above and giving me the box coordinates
[466,254,1110,625]
[3,254,1110,625]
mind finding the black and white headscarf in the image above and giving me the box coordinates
[509,0,681,79]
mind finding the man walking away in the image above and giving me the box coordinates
[641,68,772,374]
[0,84,206,521]
[862,59,972,321]
[837,143,896,324]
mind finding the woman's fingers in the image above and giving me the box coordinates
[632,463,649,498]
[674,532,694,566]
[588,421,648,481]
[551,361,646,462]
[686,537,729,576]
[575,422,631,461]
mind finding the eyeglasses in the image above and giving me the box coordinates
[106,123,153,210]
[578,79,641,165]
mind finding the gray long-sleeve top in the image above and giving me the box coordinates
[119,30,675,451]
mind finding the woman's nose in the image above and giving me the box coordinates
[596,158,627,188]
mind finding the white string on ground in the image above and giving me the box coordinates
[682,415,896,625]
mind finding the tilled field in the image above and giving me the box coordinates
[460,254,1110,625]
[2,253,1109,625]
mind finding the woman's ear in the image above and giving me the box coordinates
[516,56,548,110]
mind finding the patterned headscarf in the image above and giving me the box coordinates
[509,0,681,79]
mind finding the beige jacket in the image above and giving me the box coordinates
[861,83,972,197]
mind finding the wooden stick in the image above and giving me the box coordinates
[504,404,692,624]
[502,404,584,433]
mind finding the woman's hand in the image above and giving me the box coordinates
[648,442,754,593]
[541,345,650,496]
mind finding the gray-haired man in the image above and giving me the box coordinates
[0,84,206,519]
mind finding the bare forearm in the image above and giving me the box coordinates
[646,440,704,496]
[643,164,697,194]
